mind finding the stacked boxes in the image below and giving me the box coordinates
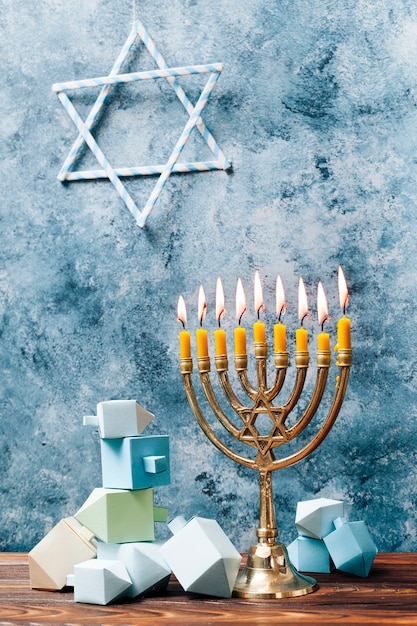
[28,400,172,603]
[287,498,378,577]
[29,398,243,603]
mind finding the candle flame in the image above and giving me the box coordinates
[198,285,207,325]
[338,265,349,312]
[254,271,264,314]
[298,277,309,321]
[317,281,329,326]
[236,277,246,323]
[177,295,187,326]
[276,275,286,318]
[216,277,225,323]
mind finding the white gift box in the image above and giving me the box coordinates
[97,540,171,597]
[160,516,241,598]
[67,559,132,604]
[83,399,154,439]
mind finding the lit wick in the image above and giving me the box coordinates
[276,275,287,323]
[177,295,187,329]
[216,277,226,328]
[317,281,331,352]
[177,295,191,359]
[254,271,266,344]
[296,277,309,352]
[236,277,247,326]
[214,277,227,356]
[198,285,207,328]
[196,286,209,359]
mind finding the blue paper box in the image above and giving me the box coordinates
[323,517,377,577]
[287,536,333,573]
[101,435,170,490]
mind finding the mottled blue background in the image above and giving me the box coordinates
[1,0,416,553]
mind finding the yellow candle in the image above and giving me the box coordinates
[337,316,351,350]
[275,275,287,352]
[177,295,190,359]
[337,267,351,350]
[234,326,246,355]
[196,328,208,358]
[317,332,330,351]
[253,320,266,344]
[274,322,286,352]
[214,328,227,355]
[179,329,191,358]
[214,277,227,356]
[317,281,330,352]
[296,327,308,352]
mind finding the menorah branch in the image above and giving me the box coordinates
[181,367,255,470]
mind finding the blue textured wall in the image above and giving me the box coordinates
[1,0,416,553]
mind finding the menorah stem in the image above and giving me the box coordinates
[233,464,317,598]
[255,343,268,391]
[257,469,277,544]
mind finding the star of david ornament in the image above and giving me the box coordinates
[52,20,231,228]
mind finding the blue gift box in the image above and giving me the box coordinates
[287,536,333,573]
[323,517,378,577]
[100,435,170,490]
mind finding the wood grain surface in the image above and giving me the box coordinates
[0,553,416,625]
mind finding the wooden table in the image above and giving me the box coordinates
[1,552,417,624]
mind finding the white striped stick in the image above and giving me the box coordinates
[138,71,221,227]
[57,23,138,181]
[52,64,223,92]
[64,161,226,180]
[57,91,142,225]
[136,20,230,170]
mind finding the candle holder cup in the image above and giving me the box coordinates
[180,339,352,598]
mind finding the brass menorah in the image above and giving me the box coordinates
[178,272,352,598]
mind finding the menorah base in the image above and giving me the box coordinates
[232,542,317,599]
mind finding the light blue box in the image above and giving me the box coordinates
[295,498,344,539]
[323,517,377,577]
[287,536,333,573]
[101,435,170,490]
